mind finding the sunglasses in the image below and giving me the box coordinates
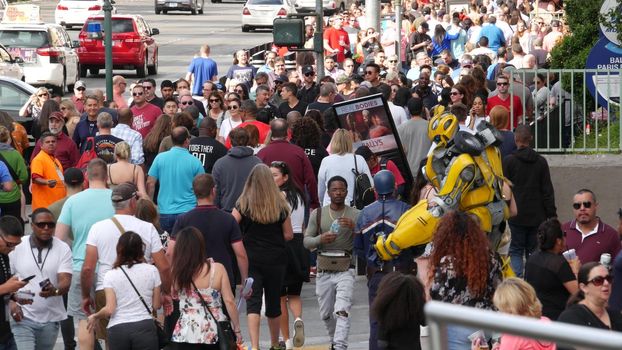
[228,105,239,110]
[587,275,612,287]
[38,93,49,97]
[180,101,193,105]
[76,87,86,91]
[33,221,56,229]
[234,89,244,93]
[450,92,461,96]
[497,82,509,86]
[365,71,374,75]
[0,235,19,248]
[572,201,592,210]
[143,86,153,90]
[388,60,397,63]
[132,92,144,96]
[209,99,220,103]
[304,72,315,77]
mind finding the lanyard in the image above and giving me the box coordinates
[30,242,51,275]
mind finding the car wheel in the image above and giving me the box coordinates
[191,0,197,14]
[198,0,204,14]
[163,10,168,14]
[89,68,99,76]
[242,25,250,32]
[147,51,158,75]
[156,9,161,14]
[80,65,88,77]
[137,55,148,77]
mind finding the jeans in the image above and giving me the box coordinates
[10,317,59,350]
[367,272,385,350]
[508,223,538,278]
[316,269,355,350]
[159,213,180,233]
[0,337,16,350]
[446,324,483,350]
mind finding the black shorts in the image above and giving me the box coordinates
[247,262,286,318]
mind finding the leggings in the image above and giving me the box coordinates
[107,319,158,350]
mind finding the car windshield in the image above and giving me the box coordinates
[0,30,49,48]
[85,19,134,33]
[247,0,282,5]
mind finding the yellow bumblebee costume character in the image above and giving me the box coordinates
[375,111,513,275]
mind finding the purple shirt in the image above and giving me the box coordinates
[563,219,621,264]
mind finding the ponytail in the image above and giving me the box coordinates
[566,290,585,306]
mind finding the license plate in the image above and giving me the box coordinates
[113,40,123,47]
[167,2,177,7]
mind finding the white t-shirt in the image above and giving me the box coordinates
[289,194,305,234]
[388,102,408,127]
[103,263,161,328]
[218,118,242,140]
[9,236,72,322]
[86,214,163,290]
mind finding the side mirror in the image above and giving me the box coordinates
[72,40,80,48]
[111,0,116,4]
[13,57,23,64]
[151,28,160,35]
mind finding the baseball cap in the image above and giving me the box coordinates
[111,182,138,203]
[49,111,64,121]
[302,65,315,75]
[74,81,86,89]
[63,168,84,186]
[335,74,350,85]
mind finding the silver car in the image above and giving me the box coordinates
[155,0,204,15]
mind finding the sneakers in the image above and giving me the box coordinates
[285,339,294,350]
[293,317,305,347]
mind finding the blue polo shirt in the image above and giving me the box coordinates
[148,146,205,214]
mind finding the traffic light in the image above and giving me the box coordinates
[273,18,305,47]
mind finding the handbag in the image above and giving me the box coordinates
[192,281,236,350]
[119,266,168,349]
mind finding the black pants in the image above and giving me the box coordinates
[247,262,286,317]
[107,319,158,350]
[171,343,219,350]
[0,200,21,222]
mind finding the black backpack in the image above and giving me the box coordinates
[351,154,375,209]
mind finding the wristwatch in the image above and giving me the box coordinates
[54,288,60,296]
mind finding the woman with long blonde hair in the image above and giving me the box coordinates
[107,142,147,198]
[19,87,49,120]
[232,164,293,350]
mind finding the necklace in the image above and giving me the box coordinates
[329,206,346,221]
[0,254,10,278]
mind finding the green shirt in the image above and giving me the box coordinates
[0,149,28,204]
[304,205,360,253]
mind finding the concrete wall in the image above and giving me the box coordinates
[544,154,622,228]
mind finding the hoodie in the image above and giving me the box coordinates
[503,147,557,227]
[211,146,261,211]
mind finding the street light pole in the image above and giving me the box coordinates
[103,0,113,103]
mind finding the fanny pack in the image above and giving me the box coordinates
[317,251,352,272]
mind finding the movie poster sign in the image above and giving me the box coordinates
[333,93,413,183]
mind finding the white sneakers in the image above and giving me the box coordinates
[285,338,294,350]
[293,317,305,347]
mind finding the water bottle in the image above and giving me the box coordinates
[600,253,612,270]
[330,219,340,234]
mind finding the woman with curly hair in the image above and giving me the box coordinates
[304,109,332,148]
[291,117,328,179]
[430,210,503,350]
[143,114,172,169]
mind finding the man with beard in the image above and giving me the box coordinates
[31,132,66,210]
[31,112,79,170]
[8,208,72,350]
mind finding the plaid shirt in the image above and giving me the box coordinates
[111,124,144,165]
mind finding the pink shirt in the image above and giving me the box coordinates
[499,317,556,350]
[131,103,162,137]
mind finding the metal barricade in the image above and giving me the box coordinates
[425,301,622,350]
[500,68,621,153]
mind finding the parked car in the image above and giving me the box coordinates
[0,75,35,123]
[155,0,204,15]
[0,43,24,81]
[55,0,117,30]
[242,0,295,32]
[77,14,159,77]
[0,22,80,95]
[294,0,352,15]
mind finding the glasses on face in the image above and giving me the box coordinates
[587,275,612,287]
[38,93,49,97]
[34,221,56,229]
[76,87,86,91]
[180,101,193,105]
[228,105,239,110]
[143,86,153,90]
[209,99,220,103]
[304,72,314,77]
[572,201,592,210]
[497,82,509,86]
[132,92,144,96]
[0,234,19,248]
[234,89,244,94]
[450,91,461,96]
[365,71,374,75]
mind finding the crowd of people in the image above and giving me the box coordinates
[1,0,621,349]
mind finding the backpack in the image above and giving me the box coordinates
[351,154,375,209]
[75,137,97,187]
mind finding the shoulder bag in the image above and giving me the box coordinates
[192,280,236,350]
[119,266,168,349]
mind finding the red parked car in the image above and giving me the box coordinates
[77,14,159,78]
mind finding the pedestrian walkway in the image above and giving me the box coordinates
[53,275,430,349]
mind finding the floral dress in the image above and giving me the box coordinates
[172,265,228,344]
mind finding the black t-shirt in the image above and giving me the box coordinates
[188,136,228,173]
[94,134,123,164]
[148,96,164,110]
[409,32,431,55]
[303,146,328,179]
[0,254,12,342]
[525,251,576,320]
[307,101,332,114]
[558,304,622,331]
[278,101,308,119]
[238,209,287,266]
[297,83,319,105]
[172,205,242,284]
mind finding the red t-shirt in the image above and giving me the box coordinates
[224,120,271,149]
[370,159,406,187]
[131,103,162,137]
[487,94,524,129]
[323,27,350,63]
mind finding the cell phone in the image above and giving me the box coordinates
[21,275,35,283]
[39,278,51,289]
